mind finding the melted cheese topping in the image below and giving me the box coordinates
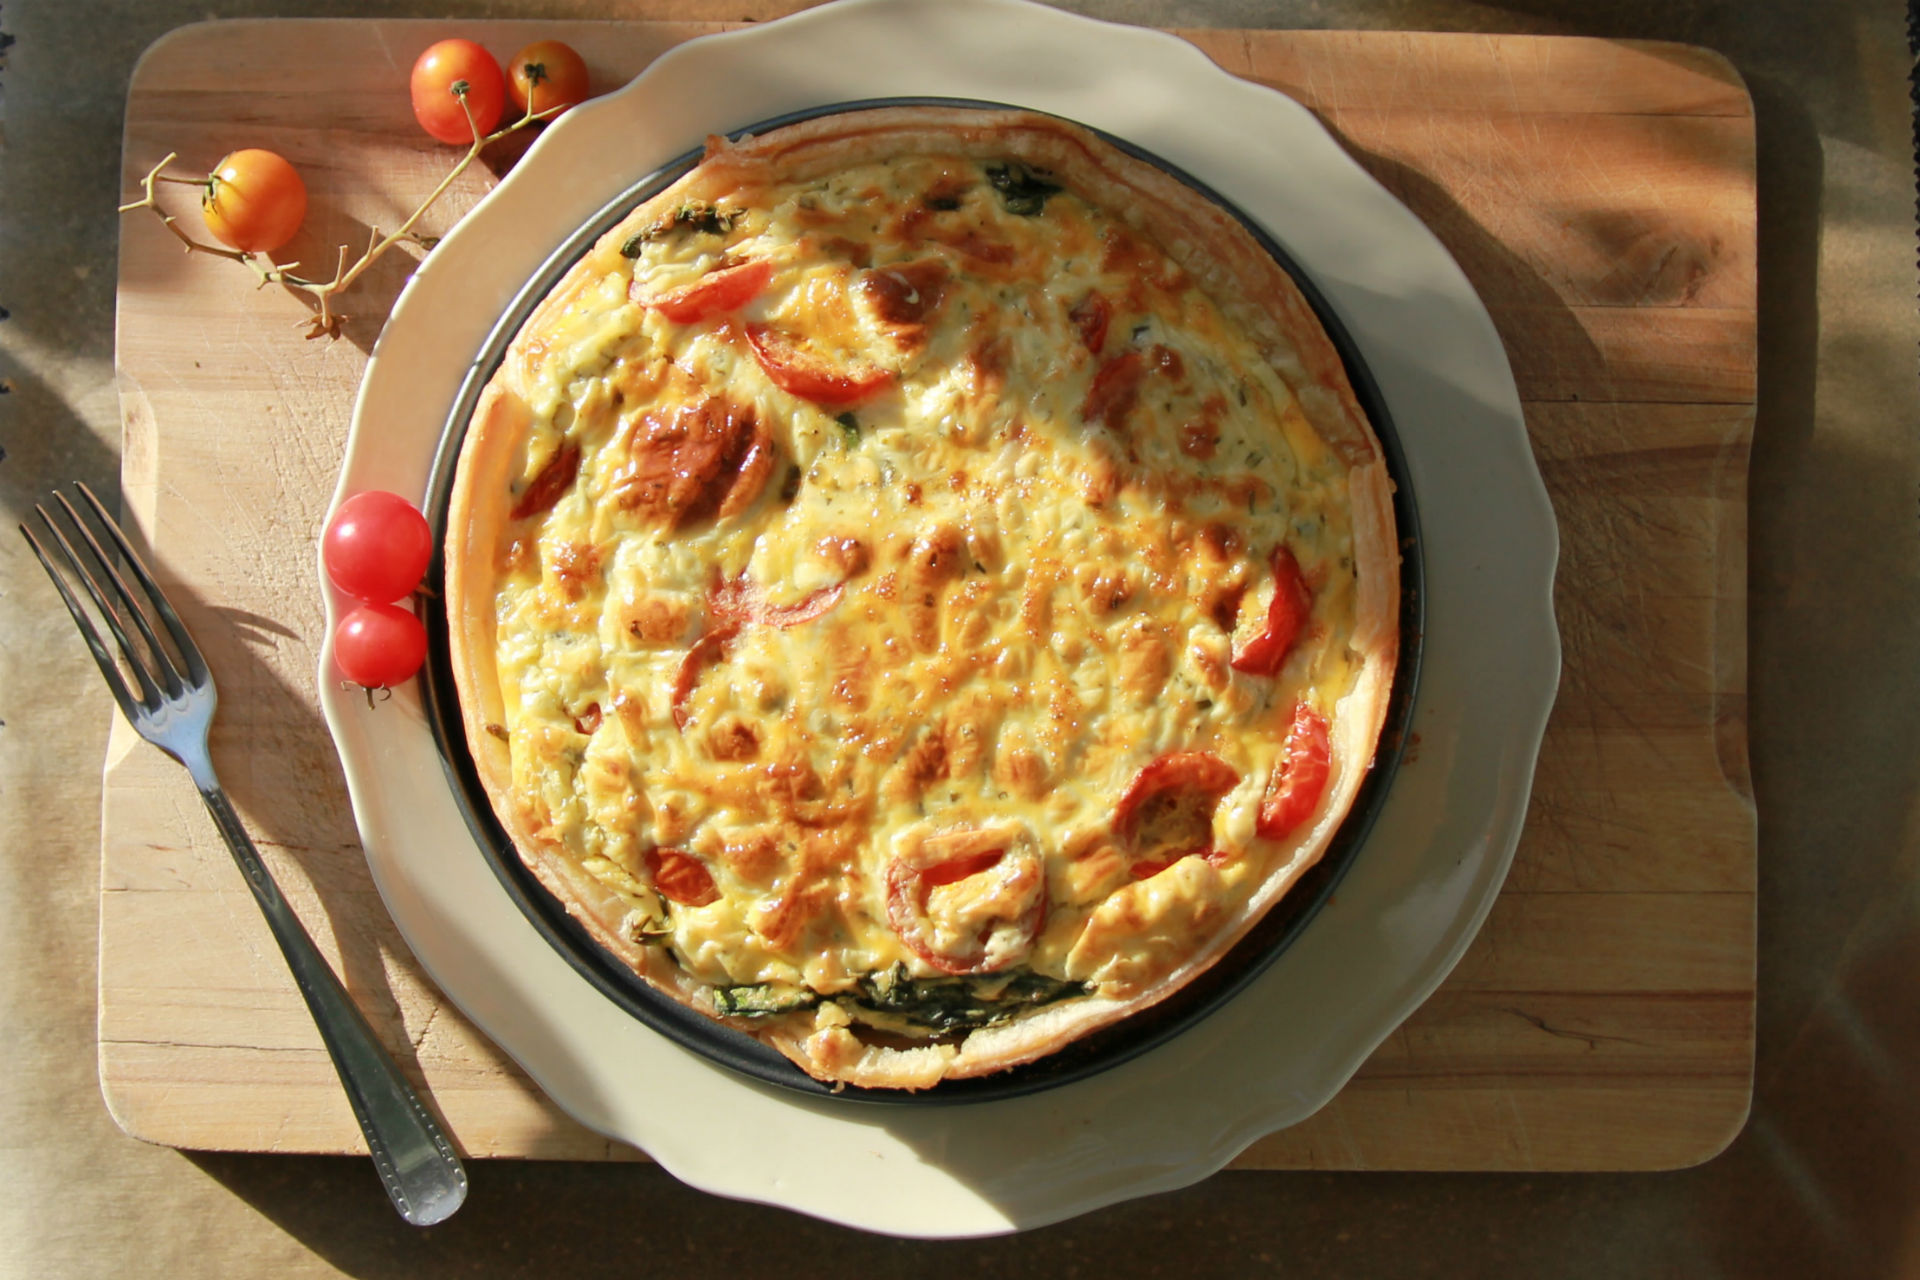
[480,152,1364,1012]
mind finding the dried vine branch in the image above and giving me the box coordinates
[119,89,559,339]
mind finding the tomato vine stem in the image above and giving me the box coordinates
[118,92,563,339]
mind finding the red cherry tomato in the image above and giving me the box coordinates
[410,39,506,145]
[333,603,428,689]
[201,149,307,254]
[1256,703,1332,841]
[1230,545,1313,677]
[506,40,591,119]
[323,491,432,603]
[637,259,774,325]
[744,323,892,406]
[645,847,720,907]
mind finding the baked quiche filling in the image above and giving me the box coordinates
[447,108,1398,1088]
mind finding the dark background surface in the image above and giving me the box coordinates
[2,0,1915,1275]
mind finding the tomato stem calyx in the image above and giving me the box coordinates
[348,682,396,709]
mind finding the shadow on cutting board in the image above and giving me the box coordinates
[97,566,457,1100]
[1691,63,1920,1280]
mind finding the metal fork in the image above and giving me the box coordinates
[23,483,467,1227]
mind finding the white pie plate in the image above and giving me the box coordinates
[318,0,1559,1239]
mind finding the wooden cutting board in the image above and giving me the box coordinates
[105,16,1756,1170]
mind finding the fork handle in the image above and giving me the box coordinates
[198,783,469,1226]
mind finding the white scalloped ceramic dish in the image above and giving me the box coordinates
[318,0,1559,1238]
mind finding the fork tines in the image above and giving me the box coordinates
[21,483,209,721]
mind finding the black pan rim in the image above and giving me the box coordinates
[416,95,1426,1107]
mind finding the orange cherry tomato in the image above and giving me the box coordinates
[410,38,506,145]
[200,150,307,254]
[506,40,591,119]
[1256,703,1332,841]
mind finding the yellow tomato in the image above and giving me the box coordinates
[200,149,307,254]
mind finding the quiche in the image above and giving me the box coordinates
[444,106,1399,1090]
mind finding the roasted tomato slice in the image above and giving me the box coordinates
[675,571,847,731]
[614,395,772,529]
[753,582,845,626]
[1256,703,1332,841]
[859,259,948,328]
[1081,349,1144,432]
[744,322,892,407]
[1129,854,1179,880]
[1128,846,1227,881]
[637,259,773,325]
[670,622,739,731]
[510,441,581,521]
[675,570,846,732]
[1112,751,1240,853]
[885,829,1046,975]
[1069,290,1110,355]
[934,230,1014,264]
[708,569,845,628]
[645,847,721,907]
[1230,545,1313,677]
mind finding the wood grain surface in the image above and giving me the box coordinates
[105,18,1755,1170]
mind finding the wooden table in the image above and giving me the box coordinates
[105,18,1756,1169]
